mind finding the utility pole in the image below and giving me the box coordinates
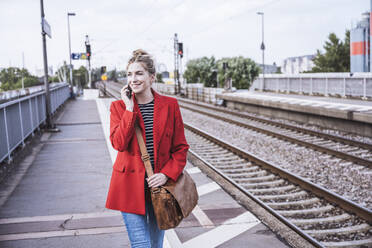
[40,0,57,131]
[67,12,76,87]
[85,35,92,88]
[257,12,265,91]
[21,52,25,89]
[173,33,179,94]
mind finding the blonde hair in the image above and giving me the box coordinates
[127,49,156,75]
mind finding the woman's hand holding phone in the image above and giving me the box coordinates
[121,85,134,112]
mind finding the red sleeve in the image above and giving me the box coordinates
[160,100,189,181]
[109,101,137,152]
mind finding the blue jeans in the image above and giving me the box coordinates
[121,201,165,248]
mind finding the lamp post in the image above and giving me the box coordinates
[67,12,75,87]
[257,12,265,91]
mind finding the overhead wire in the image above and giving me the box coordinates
[94,0,186,56]
[184,0,282,39]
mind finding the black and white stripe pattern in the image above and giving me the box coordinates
[138,100,154,169]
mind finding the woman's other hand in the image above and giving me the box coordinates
[147,173,168,187]
[121,85,134,112]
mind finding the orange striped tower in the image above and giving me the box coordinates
[350,11,370,72]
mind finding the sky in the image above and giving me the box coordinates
[0,0,369,75]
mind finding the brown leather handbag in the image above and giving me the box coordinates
[135,124,198,230]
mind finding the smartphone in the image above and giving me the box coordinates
[126,85,132,99]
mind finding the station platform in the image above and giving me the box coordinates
[216,91,372,137]
[0,90,289,248]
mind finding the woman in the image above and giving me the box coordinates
[105,49,189,248]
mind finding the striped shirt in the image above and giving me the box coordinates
[138,100,155,170]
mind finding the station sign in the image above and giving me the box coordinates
[80,53,88,60]
[42,18,52,38]
[71,53,80,60]
[71,53,88,60]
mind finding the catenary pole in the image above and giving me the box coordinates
[40,0,54,129]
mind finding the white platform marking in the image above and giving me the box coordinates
[82,89,99,100]
[192,205,214,228]
[165,229,183,248]
[232,92,372,111]
[0,226,124,242]
[186,167,201,174]
[96,98,117,163]
[0,211,120,225]
[197,182,221,196]
[182,212,260,248]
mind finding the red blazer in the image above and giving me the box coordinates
[105,89,189,215]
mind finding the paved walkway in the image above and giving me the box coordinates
[0,90,289,248]
[232,91,372,110]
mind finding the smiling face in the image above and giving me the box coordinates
[127,62,154,95]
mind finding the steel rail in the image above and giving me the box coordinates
[179,102,372,168]
[177,97,372,151]
[187,144,324,248]
[185,123,372,223]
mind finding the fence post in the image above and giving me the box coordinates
[36,95,40,131]
[325,77,328,96]
[310,77,313,95]
[18,101,25,147]
[276,78,279,93]
[29,98,34,136]
[287,77,290,93]
[260,77,263,92]
[299,75,303,94]
[363,77,367,100]
[4,108,11,163]
[343,77,346,98]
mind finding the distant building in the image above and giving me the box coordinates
[161,71,169,78]
[281,55,315,74]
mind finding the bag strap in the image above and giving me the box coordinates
[134,122,154,177]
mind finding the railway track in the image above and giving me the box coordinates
[176,98,372,169]
[100,82,372,247]
[185,124,372,248]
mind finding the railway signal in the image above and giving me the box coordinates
[178,42,183,58]
[86,44,91,59]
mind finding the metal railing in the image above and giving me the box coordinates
[0,82,67,103]
[0,83,70,163]
[152,83,224,104]
[251,73,372,99]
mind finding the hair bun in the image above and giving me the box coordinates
[127,49,156,75]
[133,49,149,58]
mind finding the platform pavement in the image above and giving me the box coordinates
[216,90,372,137]
[218,91,372,117]
[0,90,290,248]
[238,91,372,106]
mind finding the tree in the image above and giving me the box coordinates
[0,67,41,92]
[156,73,164,83]
[183,56,216,86]
[73,66,88,88]
[217,57,260,89]
[311,30,350,72]
[183,56,260,89]
[107,69,118,82]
